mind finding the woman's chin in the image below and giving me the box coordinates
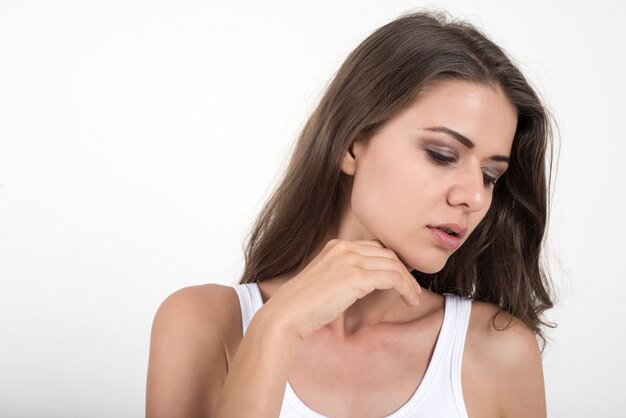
[411,261,447,275]
[400,250,449,275]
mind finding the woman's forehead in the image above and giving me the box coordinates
[385,80,517,147]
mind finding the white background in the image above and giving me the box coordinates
[1,0,624,417]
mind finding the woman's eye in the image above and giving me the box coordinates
[427,150,498,188]
[483,173,497,187]
[426,150,456,164]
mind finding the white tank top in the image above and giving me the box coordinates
[233,282,472,418]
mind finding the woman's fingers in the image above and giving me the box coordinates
[347,254,420,306]
[344,240,422,298]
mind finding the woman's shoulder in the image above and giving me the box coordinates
[158,278,290,344]
[147,283,243,416]
[465,299,545,416]
[466,299,539,364]
[467,299,537,350]
[153,283,243,346]
[157,282,241,317]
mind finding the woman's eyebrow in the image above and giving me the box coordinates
[424,126,510,163]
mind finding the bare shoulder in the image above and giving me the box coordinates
[146,283,242,418]
[151,283,242,343]
[467,300,547,418]
[151,283,245,370]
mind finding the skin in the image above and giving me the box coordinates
[146,79,547,418]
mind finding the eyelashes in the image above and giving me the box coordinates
[425,150,498,187]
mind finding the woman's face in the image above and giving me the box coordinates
[340,79,517,274]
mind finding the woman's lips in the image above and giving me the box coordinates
[427,226,461,250]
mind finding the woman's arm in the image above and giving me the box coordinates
[212,305,300,417]
[145,284,299,418]
[491,318,547,418]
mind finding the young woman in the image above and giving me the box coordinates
[146,10,556,418]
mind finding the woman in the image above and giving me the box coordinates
[146,10,556,418]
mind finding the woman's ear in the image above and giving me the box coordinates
[340,135,363,176]
[341,135,364,176]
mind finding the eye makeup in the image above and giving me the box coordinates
[425,149,500,187]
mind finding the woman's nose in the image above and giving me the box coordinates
[447,168,487,212]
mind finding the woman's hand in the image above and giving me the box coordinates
[260,238,422,342]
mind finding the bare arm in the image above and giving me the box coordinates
[212,307,300,417]
[146,285,228,417]
[145,284,300,418]
[492,319,547,418]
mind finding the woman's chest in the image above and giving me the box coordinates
[284,322,501,418]
[286,332,431,417]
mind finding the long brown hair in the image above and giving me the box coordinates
[236,10,558,352]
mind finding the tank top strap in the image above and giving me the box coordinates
[442,292,472,417]
[232,282,264,334]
